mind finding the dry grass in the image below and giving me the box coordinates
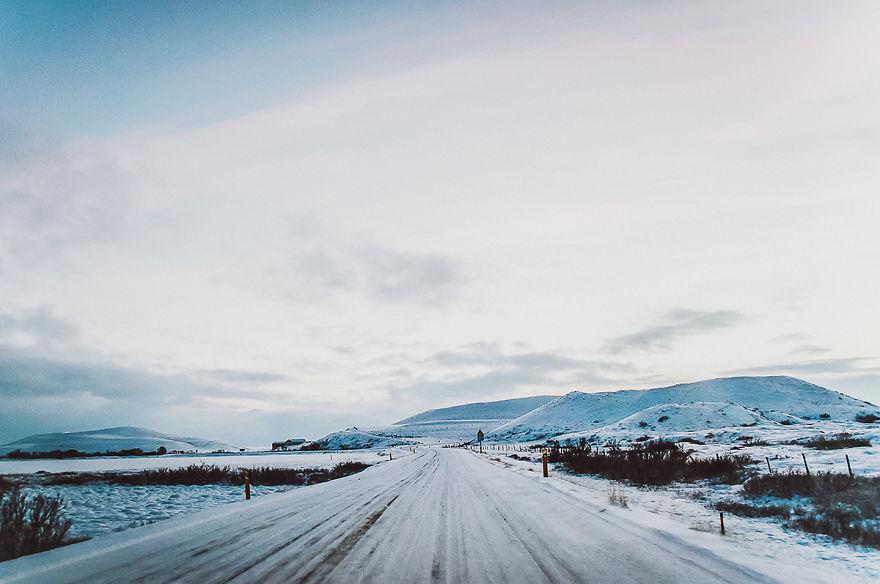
[714,500,791,518]
[44,462,370,487]
[0,486,84,562]
[742,472,880,547]
[801,433,871,450]
[548,441,753,486]
[608,484,628,507]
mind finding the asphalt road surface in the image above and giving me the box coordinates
[0,448,780,583]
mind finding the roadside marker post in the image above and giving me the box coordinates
[245,471,251,500]
[542,449,549,478]
[802,453,810,476]
[765,457,772,474]
[846,455,854,478]
[720,512,725,535]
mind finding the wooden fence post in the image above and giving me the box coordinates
[720,512,725,535]
[542,449,549,478]
[245,471,251,500]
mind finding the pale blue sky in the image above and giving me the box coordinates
[1,1,878,446]
[1,1,411,136]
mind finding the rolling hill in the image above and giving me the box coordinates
[0,426,235,456]
[488,376,878,442]
[394,395,557,425]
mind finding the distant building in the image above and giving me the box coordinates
[271,438,306,451]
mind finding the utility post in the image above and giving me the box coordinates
[477,429,484,454]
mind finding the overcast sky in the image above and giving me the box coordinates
[1,1,878,447]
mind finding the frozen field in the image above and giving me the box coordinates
[2,449,408,539]
[0,449,384,474]
[26,483,293,539]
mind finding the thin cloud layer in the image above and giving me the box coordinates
[279,219,466,306]
[0,139,131,273]
[730,358,880,377]
[386,343,635,411]
[2,2,880,443]
[604,309,745,354]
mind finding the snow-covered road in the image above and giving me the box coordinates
[0,448,811,583]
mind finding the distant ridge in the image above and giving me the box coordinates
[0,426,235,456]
[395,395,557,425]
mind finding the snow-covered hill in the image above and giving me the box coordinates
[0,426,235,456]
[395,396,556,425]
[373,395,558,443]
[489,376,878,442]
[304,429,412,450]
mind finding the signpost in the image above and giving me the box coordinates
[477,429,484,453]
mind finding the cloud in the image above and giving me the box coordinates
[791,344,832,355]
[768,333,810,343]
[360,247,462,304]
[195,368,289,385]
[0,347,304,444]
[430,343,632,373]
[0,305,80,350]
[279,219,465,306]
[0,138,131,273]
[0,306,295,444]
[729,357,880,376]
[604,309,745,353]
[0,351,196,401]
[289,248,356,294]
[386,343,634,408]
[766,333,831,354]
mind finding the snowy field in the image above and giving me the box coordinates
[25,483,293,539]
[477,446,880,583]
[2,449,411,539]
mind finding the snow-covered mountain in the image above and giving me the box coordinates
[0,426,235,456]
[488,376,878,442]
